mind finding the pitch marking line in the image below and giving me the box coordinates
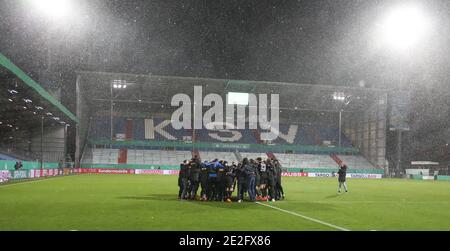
[0,175,73,188]
[255,202,350,231]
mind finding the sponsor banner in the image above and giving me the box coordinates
[422,176,435,180]
[307,172,382,179]
[12,170,27,179]
[308,172,335,178]
[97,169,134,174]
[166,170,179,175]
[0,170,10,183]
[35,169,41,177]
[134,169,179,175]
[135,169,163,175]
[347,173,382,179]
[281,172,308,177]
[79,168,134,174]
[80,168,97,173]
[29,169,35,178]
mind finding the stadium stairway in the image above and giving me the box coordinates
[330,153,343,166]
[117,119,134,164]
[118,149,128,164]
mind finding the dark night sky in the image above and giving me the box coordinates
[1,0,448,88]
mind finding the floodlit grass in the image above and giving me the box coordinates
[1,174,450,230]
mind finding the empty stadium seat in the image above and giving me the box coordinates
[90,148,119,164]
[337,155,376,169]
[275,153,339,169]
[199,151,238,162]
[127,149,191,166]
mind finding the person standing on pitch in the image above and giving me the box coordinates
[236,162,247,203]
[337,163,348,194]
[178,160,189,199]
[253,159,262,200]
[244,158,257,201]
[199,160,209,201]
[216,160,226,201]
[266,158,276,202]
[188,156,201,200]
[207,159,222,201]
[273,159,285,200]
[224,162,237,202]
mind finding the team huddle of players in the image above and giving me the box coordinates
[178,156,285,202]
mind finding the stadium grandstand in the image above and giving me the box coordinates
[3,0,450,234]
[0,53,76,174]
[76,71,387,176]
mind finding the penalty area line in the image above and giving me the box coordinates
[255,202,350,231]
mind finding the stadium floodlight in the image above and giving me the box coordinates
[46,112,53,116]
[23,99,32,103]
[333,92,346,101]
[377,4,430,51]
[27,0,73,21]
[113,84,118,88]
[8,89,18,94]
[8,99,13,102]
[35,106,44,110]
[53,117,60,121]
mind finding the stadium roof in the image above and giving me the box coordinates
[77,70,388,119]
[0,53,78,140]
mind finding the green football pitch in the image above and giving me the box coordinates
[1,174,450,231]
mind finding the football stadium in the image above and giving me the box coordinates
[1,0,450,234]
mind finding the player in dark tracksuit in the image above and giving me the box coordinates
[244,158,257,201]
[337,164,348,193]
[224,162,237,202]
[207,159,224,201]
[216,160,226,201]
[188,157,201,200]
[258,160,270,201]
[266,158,276,202]
[273,159,285,200]
[200,161,209,201]
[236,162,247,203]
[178,160,190,200]
[253,159,262,200]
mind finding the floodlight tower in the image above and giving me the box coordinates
[333,92,352,148]
[376,3,430,177]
